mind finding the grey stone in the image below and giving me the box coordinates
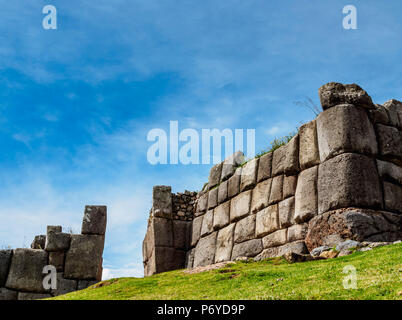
[52,273,77,296]
[262,229,287,248]
[77,280,98,290]
[272,135,299,176]
[221,151,244,181]
[208,188,218,209]
[152,217,173,247]
[368,104,390,125]
[299,120,320,170]
[45,231,71,252]
[209,163,223,189]
[240,158,258,192]
[49,251,65,272]
[217,180,228,204]
[283,175,297,199]
[317,153,382,214]
[287,223,308,242]
[142,223,155,263]
[283,252,315,263]
[376,124,402,160]
[0,287,18,300]
[358,247,373,252]
[255,204,279,237]
[277,241,308,256]
[185,249,195,269]
[318,82,375,110]
[232,239,263,260]
[152,186,172,217]
[196,192,208,214]
[269,175,283,204]
[335,240,362,252]
[31,235,46,250]
[310,246,331,257]
[251,179,271,213]
[234,214,256,243]
[383,182,402,213]
[18,292,52,300]
[213,201,230,230]
[254,247,279,261]
[230,190,251,222]
[257,152,273,182]
[6,248,48,293]
[64,234,104,280]
[47,226,62,233]
[215,224,235,263]
[294,166,318,223]
[383,99,402,128]
[173,220,191,250]
[154,247,186,274]
[278,196,295,228]
[193,232,217,267]
[200,210,214,237]
[377,159,402,185]
[316,104,378,162]
[228,167,241,198]
[81,205,107,235]
[0,250,12,287]
[191,216,203,247]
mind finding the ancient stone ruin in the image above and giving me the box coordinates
[143,82,402,276]
[0,206,107,300]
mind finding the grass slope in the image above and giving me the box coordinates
[52,243,402,300]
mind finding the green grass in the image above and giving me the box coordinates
[51,243,401,300]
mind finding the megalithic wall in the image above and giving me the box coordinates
[143,82,402,277]
[0,205,107,300]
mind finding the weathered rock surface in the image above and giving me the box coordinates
[376,124,402,161]
[49,251,65,272]
[173,220,192,250]
[294,166,317,223]
[383,99,402,128]
[209,163,223,189]
[299,120,320,170]
[45,231,71,252]
[278,196,295,228]
[269,175,283,204]
[200,210,214,237]
[257,152,273,182]
[232,239,262,260]
[287,223,308,242]
[251,179,271,213]
[193,232,217,267]
[0,287,18,300]
[283,175,297,199]
[230,190,251,222]
[228,167,241,198]
[383,182,402,213]
[81,205,107,235]
[152,217,173,247]
[255,205,279,237]
[52,273,77,296]
[318,82,375,110]
[217,180,228,204]
[272,135,299,175]
[31,235,46,250]
[221,151,244,181]
[208,188,218,209]
[196,192,208,214]
[0,250,12,286]
[377,159,402,185]
[262,229,287,248]
[18,292,52,300]
[215,224,235,263]
[240,158,258,192]
[191,216,203,247]
[213,201,230,230]
[152,186,172,217]
[335,240,362,251]
[234,215,256,243]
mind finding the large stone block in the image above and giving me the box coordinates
[368,104,390,125]
[215,224,235,263]
[18,292,52,300]
[317,153,382,214]
[191,216,203,247]
[64,234,104,280]
[173,220,192,250]
[316,104,378,162]
[82,205,107,235]
[294,166,318,223]
[52,273,77,296]
[200,210,214,237]
[230,190,251,222]
[0,287,17,300]
[142,224,155,262]
[6,248,48,293]
[77,280,98,290]
[154,247,186,274]
[213,201,230,230]
[269,175,283,204]
[217,180,228,204]
[0,250,12,287]
[231,239,262,259]
[383,99,402,128]
[278,196,295,228]
[299,120,320,170]
[250,179,271,213]
[208,188,218,209]
[152,217,173,247]
[305,208,402,251]
[283,175,297,199]
[287,223,308,242]
[257,152,273,182]
[276,241,308,256]
[196,192,208,214]
[185,249,195,269]
[240,158,258,192]
[376,124,402,161]
[383,182,402,213]
[45,229,71,252]
[272,135,299,176]
[221,151,244,181]
[209,162,223,189]
[262,229,287,248]
[377,159,402,185]
[255,205,279,237]
[228,167,241,198]
[193,232,217,267]
[153,186,172,217]
[318,82,375,110]
[31,235,46,250]
[49,251,65,272]
[234,214,256,243]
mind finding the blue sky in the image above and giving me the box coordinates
[0,0,402,278]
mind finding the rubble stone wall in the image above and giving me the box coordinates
[143,82,402,276]
[0,206,107,300]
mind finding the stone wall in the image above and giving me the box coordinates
[143,82,402,276]
[0,206,107,300]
